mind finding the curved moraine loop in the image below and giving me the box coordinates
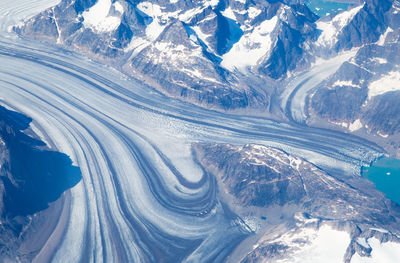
[281,51,357,124]
[0,2,385,262]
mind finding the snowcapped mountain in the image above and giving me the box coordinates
[15,0,322,109]
[306,0,400,139]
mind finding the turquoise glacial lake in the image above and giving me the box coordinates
[306,0,352,17]
[362,158,400,205]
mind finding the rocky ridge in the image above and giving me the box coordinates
[14,0,400,138]
[193,143,400,262]
[15,0,320,109]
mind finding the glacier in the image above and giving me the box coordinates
[1,0,400,262]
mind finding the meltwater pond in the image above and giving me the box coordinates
[363,158,400,205]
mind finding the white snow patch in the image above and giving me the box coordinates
[370,228,389,233]
[294,213,319,225]
[221,7,236,20]
[351,238,400,263]
[137,2,164,17]
[331,120,349,129]
[145,20,165,41]
[137,2,180,23]
[393,1,400,14]
[233,144,308,173]
[276,225,351,263]
[368,71,400,99]
[333,80,360,88]
[371,57,388,64]
[203,0,219,8]
[221,16,278,71]
[357,237,370,249]
[248,7,262,19]
[179,7,204,22]
[82,0,122,33]
[378,131,389,138]
[114,2,124,14]
[236,9,247,16]
[136,3,170,41]
[52,8,62,44]
[192,26,213,52]
[189,33,198,43]
[376,27,393,46]
[182,68,220,83]
[349,119,363,132]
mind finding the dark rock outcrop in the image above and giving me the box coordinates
[0,106,81,255]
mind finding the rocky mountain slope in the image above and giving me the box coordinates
[308,0,400,138]
[14,0,400,139]
[193,143,400,262]
[15,0,320,109]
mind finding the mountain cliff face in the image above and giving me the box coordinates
[193,143,400,262]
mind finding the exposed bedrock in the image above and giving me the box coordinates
[192,142,400,262]
[0,105,81,257]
